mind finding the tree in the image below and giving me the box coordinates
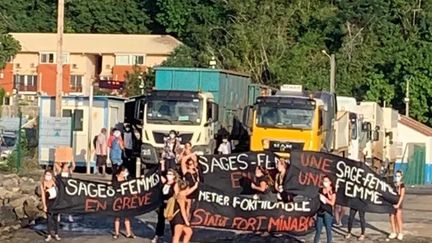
[0,33,21,69]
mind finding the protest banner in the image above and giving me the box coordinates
[191,184,319,235]
[198,152,278,195]
[285,151,399,213]
[51,170,162,216]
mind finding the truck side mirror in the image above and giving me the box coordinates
[373,126,380,141]
[212,103,219,122]
[386,131,393,144]
[242,105,253,128]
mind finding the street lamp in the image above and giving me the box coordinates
[321,50,336,93]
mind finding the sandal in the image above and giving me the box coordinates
[113,234,119,239]
[126,234,136,239]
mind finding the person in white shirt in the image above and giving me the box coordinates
[218,136,234,155]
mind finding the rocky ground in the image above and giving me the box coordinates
[1,172,431,243]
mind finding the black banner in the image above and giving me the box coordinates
[285,151,399,213]
[51,170,162,217]
[191,184,318,235]
[198,152,278,195]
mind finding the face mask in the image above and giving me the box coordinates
[167,174,175,182]
[114,131,121,137]
[222,139,228,143]
[124,171,129,178]
[45,175,52,181]
[395,176,401,183]
[323,181,330,188]
[125,128,130,132]
[169,134,176,139]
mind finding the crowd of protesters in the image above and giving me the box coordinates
[39,127,406,243]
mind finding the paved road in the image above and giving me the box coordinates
[4,173,432,243]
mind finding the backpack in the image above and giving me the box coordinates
[164,196,179,221]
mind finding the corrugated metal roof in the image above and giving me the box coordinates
[10,33,182,55]
[399,115,432,136]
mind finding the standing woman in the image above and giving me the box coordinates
[112,166,135,239]
[388,170,406,240]
[275,158,294,203]
[40,170,61,242]
[171,179,199,243]
[152,168,179,243]
[251,166,274,201]
[345,207,366,240]
[110,129,124,181]
[313,176,336,243]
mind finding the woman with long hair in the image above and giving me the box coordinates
[388,170,406,240]
[313,176,336,243]
[152,168,179,243]
[251,166,274,201]
[171,178,199,243]
[274,158,294,203]
[112,166,135,239]
[40,169,60,242]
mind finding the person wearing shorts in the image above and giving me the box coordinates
[95,128,108,176]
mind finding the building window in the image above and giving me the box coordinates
[70,75,83,92]
[62,109,84,131]
[39,53,69,64]
[115,55,129,65]
[131,55,145,65]
[115,54,146,65]
[13,75,37,92]
[40,53,55,64]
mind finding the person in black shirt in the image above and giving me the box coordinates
[112,166,135,239]
[152,168,179,243]
[388,170,406,240]
[275,158,294,203]
[251,166,274,201]
[313,176,336,243]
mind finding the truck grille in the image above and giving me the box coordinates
[152,132,193,144]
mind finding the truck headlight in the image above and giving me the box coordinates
[262,139,270,149]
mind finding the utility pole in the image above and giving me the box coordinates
[55,0,64,117]
[86,79,94,174]
[330,54,336,93]
[404,78,410,117]
[321,50,336,93]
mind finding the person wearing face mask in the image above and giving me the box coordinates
[123,125,134,172]
[152,168,179,243]
[388,170,406,240]
[40,170,60,242]
[161,130,181,171]
[109,128,124,181]
[217,135,233,155]
[112,166,135,239]
[313,176,336,243]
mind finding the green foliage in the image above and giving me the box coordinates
[6,129,28,172]
[0,33,21,69]
[1,0,432,125]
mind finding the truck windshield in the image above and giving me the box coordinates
[146,99,202,125]
[1,136,17,147]
[256,105,314,129]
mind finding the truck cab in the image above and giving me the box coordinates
[139,90,218,164]
[249,85,337,157]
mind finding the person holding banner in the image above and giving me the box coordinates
[112,166,136,239]
[251,166,275,201]
[171,179,199,243]
[40,170,61,242]
[275,158,294,203]
[388,170,406,241]
[345,208,366,240]
[313,176,336,243]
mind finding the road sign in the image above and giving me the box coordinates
[39,117,72,148]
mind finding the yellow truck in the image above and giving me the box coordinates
[246,85,349,157]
